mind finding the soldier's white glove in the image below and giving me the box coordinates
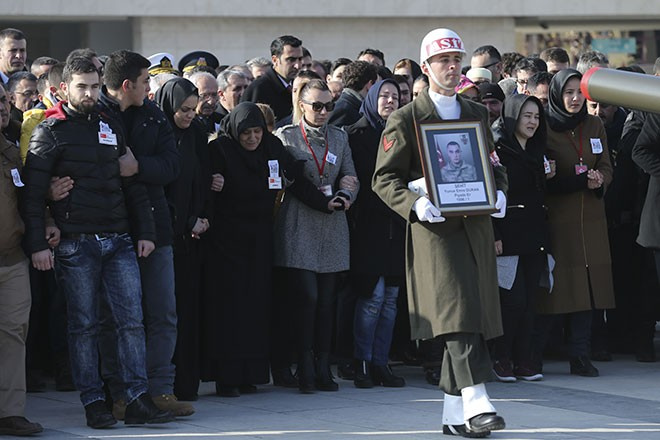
[408,177,428,197]
[491,190,507,218]
[413,197,446,223]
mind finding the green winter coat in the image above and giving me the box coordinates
[372,89,507,341]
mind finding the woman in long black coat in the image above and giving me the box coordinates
[490,94,549,383]
[202,102,331,397]
[345,79,406,388]
[155,78,211,403]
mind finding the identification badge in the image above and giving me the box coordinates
[99,121,113,133]
[575,164,588,175]
[268,177,282,190]
[326,152,337,165]
[543,155,552,174]
[590,138,603,154]
[98,132,118,145]
[319,184,333,196]
[268,160,280,178]
[10,168,24,187]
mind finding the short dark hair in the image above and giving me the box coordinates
[7,72,37,93]
[472,45,502,61]
[342,61,378,91]
[31,56,58,69]
[103,50,150,90]
[527,71,553,93]
[48,62,65,89]
[330,58,352,75]
[66,48,98,64]
[302,47,312,58]
[501,52,524,77]
[514,57,543,76]
[377,65,393,80]
[539,47,570,64]
[357,48,385,66]
[62,57,99,84]
[0,28,27,44]
[270,35,303,58]
[447,141,461,149]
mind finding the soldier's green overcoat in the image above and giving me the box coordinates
[372,89,507,341]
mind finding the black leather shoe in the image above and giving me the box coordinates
[353,360,374,388]
[0,416,44,436]
[425,366,441,385]
[442,424,490,438]
[372,364,405,387]
[337,362,355,380]
[84,400,117,429]
[239,384,257,394]
[272,367,298,388]
[124,393,174,424]
[569,356,599,377]
[466,413,505,434]
[215,384,240,397]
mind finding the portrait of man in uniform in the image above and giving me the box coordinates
[440,140,477,182]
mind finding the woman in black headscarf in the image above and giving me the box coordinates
[533,69,614,378]
[202,102,332,397]
[345,79,406,389]
[155,77,211,403]
[490,94,549,383]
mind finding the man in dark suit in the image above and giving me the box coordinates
[328,61,377,127]
[241,35,303,122]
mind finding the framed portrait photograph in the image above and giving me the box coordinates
[415,119,497,216]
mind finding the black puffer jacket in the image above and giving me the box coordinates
[99,87,180,247]
[22,102,156,254]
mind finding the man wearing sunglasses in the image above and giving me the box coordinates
[470,45,503,83]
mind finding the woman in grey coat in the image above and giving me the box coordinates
[274,79,359,393]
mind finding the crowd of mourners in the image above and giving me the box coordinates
[1,24,660,437]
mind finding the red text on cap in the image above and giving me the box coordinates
[426,38,463,54]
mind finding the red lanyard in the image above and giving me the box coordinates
[565,126,583,164]
[299,120,329,179]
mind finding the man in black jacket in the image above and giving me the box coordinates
[241,35,303,122]
[94,50,191,417]
[328,61,377,127]
[23,57,172,428]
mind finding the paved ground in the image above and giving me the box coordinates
[22,353,660,439]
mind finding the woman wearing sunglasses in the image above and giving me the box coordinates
[274,79,359,393]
